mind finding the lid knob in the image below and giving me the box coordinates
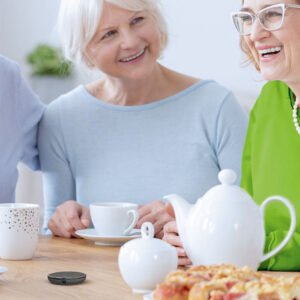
[218,169,237,185]
[141,222,155,239]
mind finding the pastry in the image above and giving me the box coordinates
[153,265,300,300]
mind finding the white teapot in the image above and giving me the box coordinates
[164,169,296,270]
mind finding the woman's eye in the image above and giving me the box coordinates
[264,10,282,19]
[102,30,117,40]
[131,16,145,25]
[241,14,252,23]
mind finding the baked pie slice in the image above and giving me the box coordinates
[153,265,300,300]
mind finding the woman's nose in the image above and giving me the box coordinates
[250,19,270,41]
[119,29,139,49]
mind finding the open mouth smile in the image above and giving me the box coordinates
[258,46,282,58]
[119,48,146,63]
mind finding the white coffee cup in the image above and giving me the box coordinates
[90,202,138,236]
[0,203,39,260]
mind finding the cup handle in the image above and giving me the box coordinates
[260,195,296,262]
[123,209,139,235]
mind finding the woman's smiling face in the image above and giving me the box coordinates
[243,0,300,83]
[84,2,161,81]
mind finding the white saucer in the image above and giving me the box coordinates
[75,228,141,246]
[0,266,8,274]
[143,292,153,300]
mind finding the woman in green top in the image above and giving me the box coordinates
[231,0,300,270]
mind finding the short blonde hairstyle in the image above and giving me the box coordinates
[57,0,168,68]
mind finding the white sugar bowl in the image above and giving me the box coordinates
[118,222,178,294]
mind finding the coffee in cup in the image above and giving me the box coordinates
[0,203,39,260]
[90,202,138,236]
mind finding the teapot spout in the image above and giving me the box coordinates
[163,194,191,251]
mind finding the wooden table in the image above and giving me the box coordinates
[0,236,142,300]
[1,237,298,300]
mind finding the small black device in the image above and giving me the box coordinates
[48,271,86,285]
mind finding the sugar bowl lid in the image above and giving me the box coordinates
[124,222,177,254]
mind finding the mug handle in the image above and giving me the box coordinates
[123,209,139,235]
[260,195,296,262]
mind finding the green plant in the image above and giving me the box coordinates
[27,44,72,77]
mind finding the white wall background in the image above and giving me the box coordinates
[0,0,264,211]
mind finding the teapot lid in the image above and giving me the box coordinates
[218,169,237,185]
[121,222,176,254]
[201,169,253,205]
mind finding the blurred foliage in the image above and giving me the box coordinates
[27,44,72,77]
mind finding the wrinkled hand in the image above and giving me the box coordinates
[163,220,192,267]
[48,200,91,238]
[137,200,174,239]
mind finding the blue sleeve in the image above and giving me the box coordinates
[38,102,75,233]
[15,65,45,170]
[214,92,248,184]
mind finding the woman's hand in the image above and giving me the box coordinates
[48,200,91,238]
[137,200,174,239]
[163,220,192,267]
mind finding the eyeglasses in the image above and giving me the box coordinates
[231,3,300,36]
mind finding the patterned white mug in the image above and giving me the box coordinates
[0,203,39,260]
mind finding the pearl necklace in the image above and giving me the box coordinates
[292,98,300,135]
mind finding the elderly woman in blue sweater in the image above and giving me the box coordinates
[38,0,247,241]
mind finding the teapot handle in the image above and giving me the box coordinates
[260,195,296,262]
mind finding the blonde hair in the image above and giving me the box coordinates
[240,37,260,71]
[57,0,168,68]
[239,0,259,70]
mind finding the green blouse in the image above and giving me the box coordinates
[241,80,300,271]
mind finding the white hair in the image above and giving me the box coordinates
[57,0,168,68]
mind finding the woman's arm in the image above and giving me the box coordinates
[38,102,88,236]
[15,63,45,170]
[214,92,248,183]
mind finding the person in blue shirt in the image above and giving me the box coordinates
[0,55,44,203]
[38,0,247,239]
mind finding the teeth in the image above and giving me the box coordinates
[258,46,282,55]
[120,49,145,62]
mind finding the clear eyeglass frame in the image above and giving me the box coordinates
[231,3,300,36]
